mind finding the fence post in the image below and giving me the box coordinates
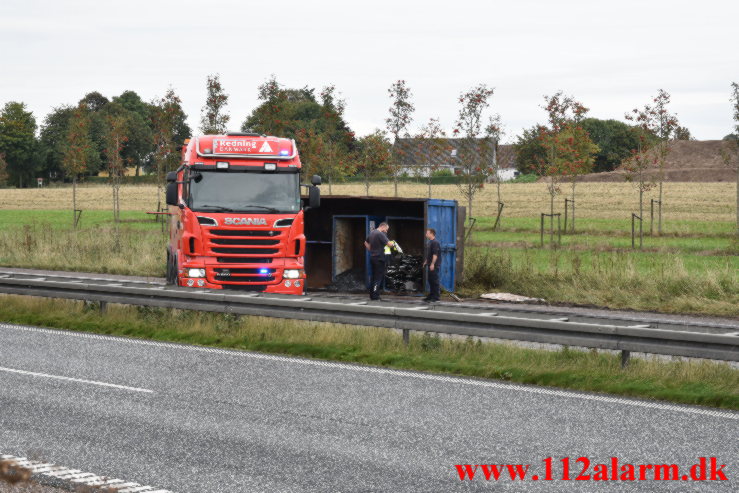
[564,199,569,233]
[492,202,504,231]
[650,199,654,236]
[402,329,410,346]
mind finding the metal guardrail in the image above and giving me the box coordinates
[0,272,736,366]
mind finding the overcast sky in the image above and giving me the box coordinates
[1,0,737,142]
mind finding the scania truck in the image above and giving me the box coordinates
[164,132,320,294]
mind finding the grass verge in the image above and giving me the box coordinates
[1,295,737,410]
[460,248,739,317]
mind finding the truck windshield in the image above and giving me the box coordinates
[188,171,300,213]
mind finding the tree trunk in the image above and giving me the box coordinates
[365,178,370,197]
[550,188,554,245]
[736,165,738,239]
[639,187,644,249]
[571,180,576,233]
[658,180,663,235]
[328,174,333,195]
[72,177,77,228]
[468,193,473,222]
[393,174,398,197]
[428,172,432,199]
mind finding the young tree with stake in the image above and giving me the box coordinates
[541,92,591,233]
[453,84,495,219]
[62,104,93,228]
[386,80,415,197]
[722,82,739,239]
[625,89,680,235]
[414,118,448,198]
[483,114,505,229]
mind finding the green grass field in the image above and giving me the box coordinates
[0,180,736,316]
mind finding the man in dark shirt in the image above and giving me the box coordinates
[364,222,394,300]
[423,228,442,302]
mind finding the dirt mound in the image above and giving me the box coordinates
[578,140,736,183]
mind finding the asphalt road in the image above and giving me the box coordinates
[0,323,736,492]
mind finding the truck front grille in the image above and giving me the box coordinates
[216,257,273,264]
[211,238,280,246]
[212,247,278,255]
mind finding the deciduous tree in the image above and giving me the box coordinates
[152,88,189,208]
[579,118,644,172]
[483,114,505,227]
[386,80,415,197]
[0,152,8,185]
[721,82,739,238]
[39,105,75,181]
[453,84,495,219]
[243,76,355,155]
[620,132,657,248]
[540,92,592,232]
[357,130,392,196]
[0,102,38,188]
[200,74,230,134]
[62,104,93,227]
[557,124,599,232]
[513,125,548,174]
[625,89,680,234]
[414,118,449,198]
[104,114,129,224]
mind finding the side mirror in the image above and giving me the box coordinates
[311,175,322,186]
[165,182,178,206]
[308,185,320,209]
[166,171,177,183]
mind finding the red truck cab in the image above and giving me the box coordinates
[165,132,320,294]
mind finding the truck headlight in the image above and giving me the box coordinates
[283,269,303,279]
[187,268,206,278]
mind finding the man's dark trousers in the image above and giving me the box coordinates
[427,267,441,301]
[370,256,387,300]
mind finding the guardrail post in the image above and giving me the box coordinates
[621,350,631,368]
[402,329,409,346]
[99,301,107,315]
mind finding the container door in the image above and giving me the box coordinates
[425,199,457,291]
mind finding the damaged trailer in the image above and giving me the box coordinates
[304,196,464,294]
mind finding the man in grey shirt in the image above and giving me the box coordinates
[364,222,394,300]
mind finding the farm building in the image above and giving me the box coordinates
[392,138,518,181]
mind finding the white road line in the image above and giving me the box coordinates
[0,365,153,393]
[1,322,737,420]
[0,454,173,492]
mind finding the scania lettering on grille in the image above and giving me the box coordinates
[223,217,267,226]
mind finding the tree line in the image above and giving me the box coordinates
[0,78,736,234]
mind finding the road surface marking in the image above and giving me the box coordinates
[0,365,153,393]
[1,322,737,420]
[0,454,173,492]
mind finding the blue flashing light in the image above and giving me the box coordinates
[279,149,289,156]
[259,268,270,275]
